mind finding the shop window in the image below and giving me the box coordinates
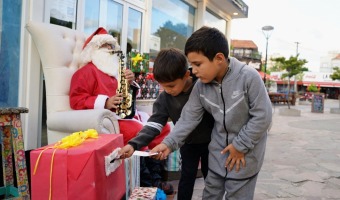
[233,49,243,57]
[204,9,227,35]
[128,8,142,52]
[244,49,252,57]
[85,0,100,34]
[150,0,195,59]
[84,0,143,54]
[106,1,123,44]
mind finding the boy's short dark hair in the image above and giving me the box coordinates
[153,48,188,83]
[184,26,229,61]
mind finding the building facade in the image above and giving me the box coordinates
[320,51,340,73]
[230,39,262,70]
[0,0,248,150]
[271,71,340,99]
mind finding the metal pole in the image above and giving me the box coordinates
[264,38,269,85]
[294,42,300,93]
[262,25,274,87]
[295,41,300,56]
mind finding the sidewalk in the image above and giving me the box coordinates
[169,99,340,199]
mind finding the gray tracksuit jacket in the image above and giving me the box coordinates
[163,57,272,179]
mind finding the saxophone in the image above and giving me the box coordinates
[115,51,134,119]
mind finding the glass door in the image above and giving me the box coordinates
[127,7,142,53]
[84,0,145,54]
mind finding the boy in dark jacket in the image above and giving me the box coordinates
[120,48,214,200]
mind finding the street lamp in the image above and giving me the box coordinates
[262,25,274,87]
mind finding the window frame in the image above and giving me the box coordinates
[77,0,146,53]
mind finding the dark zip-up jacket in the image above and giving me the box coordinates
[128,72,214,150]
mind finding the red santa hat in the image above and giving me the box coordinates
[82,27,109,49]
[79,27,120,67]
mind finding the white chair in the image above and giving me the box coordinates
[26,21,120,144]
[26,21,140,198]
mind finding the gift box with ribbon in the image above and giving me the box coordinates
[128,187,158,200]
[135,73,160,99]
[30,132,126,200]
[129,52,150,73]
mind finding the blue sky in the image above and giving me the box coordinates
[230,0,340,72]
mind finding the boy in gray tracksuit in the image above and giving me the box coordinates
[151,26,272,199]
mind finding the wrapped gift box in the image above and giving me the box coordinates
[135,73,160,99]
[124,155,140,199]
[129,52,150,73]
[30,134,126,200]
[128,187,157,200]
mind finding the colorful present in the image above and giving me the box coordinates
[124,155,140,199]
[164,149,181,172]
[163,123,181,172]
[135,73,160,99]
[30,133,126,200]
[128,187,157,200]
[129,52,150,73]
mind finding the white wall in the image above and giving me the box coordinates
[20,0,46,150]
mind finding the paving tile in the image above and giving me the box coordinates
[173,100,340,199]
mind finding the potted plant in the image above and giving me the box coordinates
[306,83,320,93]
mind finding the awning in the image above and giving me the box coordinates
[275,80,340,88]
[258,71,273,80]
[302,81,340,88]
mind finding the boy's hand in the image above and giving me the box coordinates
[221,143,246,172]
[119,144,135,159]
[150,143,171,160]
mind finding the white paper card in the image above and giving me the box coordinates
[132,151,158,157]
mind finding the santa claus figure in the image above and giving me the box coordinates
[69,27,169,147]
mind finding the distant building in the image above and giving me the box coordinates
[262,53,283,71]
[271,71,340,99]
[230,39,262,70]
[320,51,340,73]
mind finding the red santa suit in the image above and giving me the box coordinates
[69,28,169,147]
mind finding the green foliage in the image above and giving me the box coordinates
[270,55,308,109]
[155,21,188,50]
[296,72,305,81]
[270,64,281,72]
[270,55,308,79]
[307,83,319,92]
[330,67,340,80]
[261,65,271,74]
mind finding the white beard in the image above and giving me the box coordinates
[92,48,119,78]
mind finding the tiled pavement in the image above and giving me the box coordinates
[168,99,340,200]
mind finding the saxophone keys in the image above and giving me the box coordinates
[119,113,126,118]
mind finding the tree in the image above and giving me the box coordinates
[330,67,340,104]
[154,21,189,50]
[306,83,320,92]
[330,67,340,80]
[271,55,308,109]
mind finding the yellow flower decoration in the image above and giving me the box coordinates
[54,129,98,149]
[132,53,143,67]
